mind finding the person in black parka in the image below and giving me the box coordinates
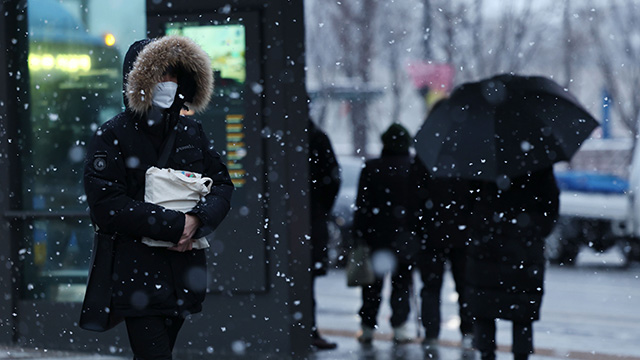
[415,167,475,351]
[466,168,559,360]
[414,99,475,351]
[307,116,341,349]
[353,123,420,344]
[83,36,233,359]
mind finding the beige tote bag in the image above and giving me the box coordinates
[142,166,212,249]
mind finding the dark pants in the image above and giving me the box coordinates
[310,274,319,337]
[125,316,185,360]
[474,318,534,355]
[359,262,413,328]
[419,246,473,339]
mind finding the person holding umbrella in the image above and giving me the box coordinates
[413,74,598,360]
[467,169,559,360]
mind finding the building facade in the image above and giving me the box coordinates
[0,0,313,358]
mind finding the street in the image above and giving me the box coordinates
[314,247,640,360]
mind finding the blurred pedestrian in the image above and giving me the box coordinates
[415,168,475,351]
[83,36,233,359]
[466,168,559,360]
[414,99,474,352]
[308,113,341,350]
[353,123,420,344]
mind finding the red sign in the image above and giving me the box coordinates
[406,62,454,93]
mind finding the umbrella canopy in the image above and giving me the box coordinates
[414,73,599,181]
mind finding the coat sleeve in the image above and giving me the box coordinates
[309,127,342,220]
[83,121,185,243]
[188,122,234,238]
[409,157,431,243]
[352,162,373,245]
[531,168,560,237]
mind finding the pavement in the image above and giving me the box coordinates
[308,265,640,360]
[307,335,595,360]
[0,334,622,360]
[0,250,638,360]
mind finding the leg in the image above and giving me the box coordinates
[389,262,413,328]
[512,321,534,358]
[448,247,474,336]
[310,274,337,349]
[390,262,414,343]
[165,317,184,352]
[359,276,384,329]
[419,248,445,340]
[358,276,384,344]
[125,316,184,360]
[310,274,318,335]
[473,318,496,360]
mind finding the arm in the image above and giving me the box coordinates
[352,162,373,244]
[83,120,185,242]
[187,123,234,238]
[309,130,342,216]
[531,168,560,237]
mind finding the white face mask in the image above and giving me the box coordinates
[152,81,178,109]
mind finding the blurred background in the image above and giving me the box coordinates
[4,0,639,357]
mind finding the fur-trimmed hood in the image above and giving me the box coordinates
[124,36,213,114]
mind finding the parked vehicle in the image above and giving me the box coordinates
[547,139,640,265]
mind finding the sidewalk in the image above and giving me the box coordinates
[0,261,637,360]
[0,334,635,360]
[308,334,616,360]
[0,346,123,360]
[311,331,640,360]
[312,266,640,360]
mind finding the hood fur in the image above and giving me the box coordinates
[125,35,213,114]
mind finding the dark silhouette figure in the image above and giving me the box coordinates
[353,123,420,344]
[414,165,475,351]
[308,118,341,350]
[466,168,559,360]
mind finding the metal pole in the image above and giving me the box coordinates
[423,0,431,60]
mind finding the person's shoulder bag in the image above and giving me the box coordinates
[346,241,375,287]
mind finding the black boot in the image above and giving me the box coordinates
[480,351,496,360]
[514,353,529,360]
[311,330,337,350]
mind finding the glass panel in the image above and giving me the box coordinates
[165,23,249,189]
[155,15,268,292]
[21,0,145,301]
[25,0,124,212]
[19,218,94,301]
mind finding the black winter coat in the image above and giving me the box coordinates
[83,37,233,318]
[413,159,473,251]
[353,153,421,263]
[308,120,341,275]
[465,168,559,322]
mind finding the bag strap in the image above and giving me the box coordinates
[157,129,177,168]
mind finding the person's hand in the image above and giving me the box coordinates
[168,237,193,252]
[168,214,201,252]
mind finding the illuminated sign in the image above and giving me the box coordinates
[166,24,246,84]
[28,53,92,73]
[226,114,246,187]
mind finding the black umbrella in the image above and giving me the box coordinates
[414,73,599,181]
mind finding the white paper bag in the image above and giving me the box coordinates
[142,166,212,249]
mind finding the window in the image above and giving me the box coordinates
[19,0,145,302]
